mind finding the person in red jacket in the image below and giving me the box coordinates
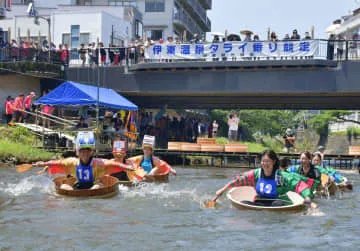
[14,93,25,122]
[24,92,36,123]
[5,96,15,124]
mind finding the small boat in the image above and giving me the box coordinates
[226,186,305,211]
[315,181,353,197]
[53,175,119,198]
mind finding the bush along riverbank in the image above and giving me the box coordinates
[0,126,56,164]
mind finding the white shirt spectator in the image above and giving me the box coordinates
[229,117,239,131]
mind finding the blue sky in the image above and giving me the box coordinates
[207,0,359,39]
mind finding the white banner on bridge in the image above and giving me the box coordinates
[145,40,322,60]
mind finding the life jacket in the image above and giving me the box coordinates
[76,158,95,184]
[255,168,281,199]
[299,164,321,180]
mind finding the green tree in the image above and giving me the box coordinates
[308,111,354,146]
[211,110,302,140]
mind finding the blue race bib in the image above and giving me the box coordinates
[76,164,94,183]
[256,177,278,198]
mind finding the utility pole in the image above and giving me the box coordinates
[96,38,100,130]
[111,25,114,45]
[28,2,51,62]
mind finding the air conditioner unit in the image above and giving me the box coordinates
[0,8,6,18]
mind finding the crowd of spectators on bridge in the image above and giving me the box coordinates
[1,29,359,67]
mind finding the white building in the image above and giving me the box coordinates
[325,8,360,133]
[329,111,360,133]
[136,0,212,40]
[1,0,212,45]
[326,7,360,39]
[66,0,212,41]
[0,0,143,47]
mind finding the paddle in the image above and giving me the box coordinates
[321,173,330,186]
[126,168,148,182]
[205,196,218,208]
[16,164,34,173]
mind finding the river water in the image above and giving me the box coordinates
[0,167,359,250]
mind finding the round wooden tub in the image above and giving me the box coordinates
[53,175,119,198]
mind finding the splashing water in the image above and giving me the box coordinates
[121,182,200,202]
[1,175,55,196]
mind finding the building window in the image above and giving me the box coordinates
[62,34,70,46]
[145,30,163,40]
[145,0,165,12]
[70,25,80,48]
[80,33,90,45]
[108,0,137,7]
[135,20,143,39]
[62,33,90,47]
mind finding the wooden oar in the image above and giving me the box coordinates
[16,164,33,173]
[126,168,147,181]
[321,173,330,186]
[205,196,218,208]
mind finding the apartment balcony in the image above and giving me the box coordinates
[173,11,202,37]
[199,0,212,10]
[206,17,211,31]
[178,0,211,32]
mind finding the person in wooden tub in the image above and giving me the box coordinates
[36,132,135,190]
[210,150,317,208]
[109,140,146,182]
[127,135,176,180]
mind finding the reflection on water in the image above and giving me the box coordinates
[0,167,359,250]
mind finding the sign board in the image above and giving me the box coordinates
[145,40,322,60]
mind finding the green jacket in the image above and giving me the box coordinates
[287,165,323,191]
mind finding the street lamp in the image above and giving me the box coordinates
[27,2,51,62]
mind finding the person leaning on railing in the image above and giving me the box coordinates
[79,44,87,66]
[327,34,336,60]
[349,34,359,59]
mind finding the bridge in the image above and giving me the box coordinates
[67,59,360,109]
[2,39,360,109]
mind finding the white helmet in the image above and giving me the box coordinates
[76,131,95,151]
[142,135,155,149]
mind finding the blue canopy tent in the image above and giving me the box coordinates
[35,81,138,111]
